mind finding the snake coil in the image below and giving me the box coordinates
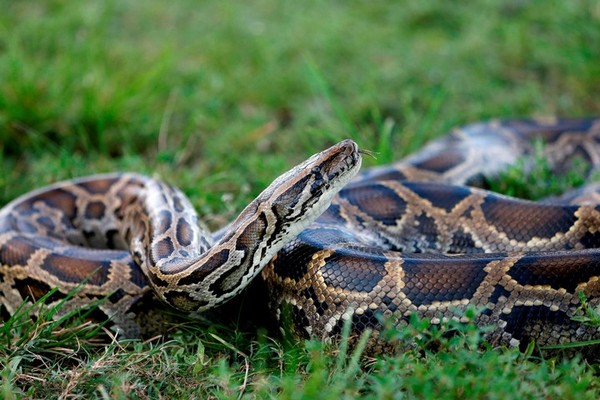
[1,119,599,353]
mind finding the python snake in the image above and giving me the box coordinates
[1,118,600,353]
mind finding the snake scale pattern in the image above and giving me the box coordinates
[1,118,600,353]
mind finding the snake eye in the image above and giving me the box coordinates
[311,166,321,174]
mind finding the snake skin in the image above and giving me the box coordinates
[1,119,600,353]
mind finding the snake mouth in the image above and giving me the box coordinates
[305,140,362,201]
[318,139,362,185]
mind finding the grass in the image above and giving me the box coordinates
[1,0,600,398]
[488,138,594,200]
[2,299,599,399]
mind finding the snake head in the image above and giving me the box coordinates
[229,140,362,233]
[263,139,362,230]
[177,140,363,312]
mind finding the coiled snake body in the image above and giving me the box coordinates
[1,119,600,352]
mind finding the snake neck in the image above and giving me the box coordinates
[125,140,362,312]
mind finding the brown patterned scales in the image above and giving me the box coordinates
[1,120,600,352]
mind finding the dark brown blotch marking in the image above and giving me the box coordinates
[321,247,387,293]
[342,184,406,226]
[177,249,230,285]
[480,196,577,241]
[0,237,38,265]
[152,237,175,261]
[154,210,172,235]
[352,309,382,334]
[28,188,78,221]
[41,253,108,286]
[173,195,185,212]
[411,148,466,174]
[510,253,599,292]
[271,175,311,220]
[401,256,489,305]
[126,258,150,288]
[79,177,120,194]
[237,213,268,252]
[176,218,194,246]
[84,201,106,220]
